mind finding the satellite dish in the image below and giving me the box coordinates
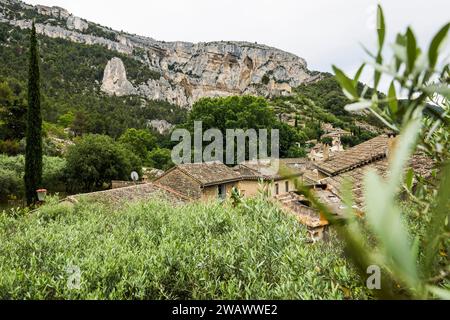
[131,171,139,182]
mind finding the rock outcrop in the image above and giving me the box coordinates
[148,119,174,135]
[66,16,88,32]
[1,0,318,108]
[101,57,136,96]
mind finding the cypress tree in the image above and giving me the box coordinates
[24,22,43,205]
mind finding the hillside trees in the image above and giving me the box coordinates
[0,22,185,140]
[118,128,157,161]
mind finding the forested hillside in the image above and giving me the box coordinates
[0,21,186,140]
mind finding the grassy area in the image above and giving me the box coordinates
[0,196,369,299]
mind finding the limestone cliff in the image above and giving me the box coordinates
[0,0,319,108]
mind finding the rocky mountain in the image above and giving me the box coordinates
[0,0,319,108]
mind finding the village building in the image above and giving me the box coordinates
[306,134,434,208]
[308,136,344,162]
[63,134,433,241]
[154,159,307,201]
[154,162,243,201]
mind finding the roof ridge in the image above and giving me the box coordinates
[314,135,390,176]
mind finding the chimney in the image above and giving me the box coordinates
[313,169,319,181]
[386,135,398,163]
[323,144,330,161]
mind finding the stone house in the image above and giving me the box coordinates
[233,159,306,198]
[154,159,306,201]
[154,162,243,201]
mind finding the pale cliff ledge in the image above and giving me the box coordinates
[1,0,319,107]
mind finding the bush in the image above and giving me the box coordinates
[287,145,307,158]
[0,140,20,155]
[0,197,369,299]
[146,148,173,170]
[0,154,25,173]
[42,156,66,190]
[65,134,142,192]
[320,137,333,146]
[0,155,66,196]
[0,168,23,201]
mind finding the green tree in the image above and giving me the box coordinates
[184,96,302,160]
[119,128,157,161]
[287,145,306,158]
[65,134,142,192]
[147,148,173,170]
[0,80,27,142]
[70,111,87,137]
[57,111,74,128]
[24,23,43,205]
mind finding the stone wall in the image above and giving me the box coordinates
[201,182,237,202]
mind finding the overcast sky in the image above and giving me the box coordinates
[23,0,449,84]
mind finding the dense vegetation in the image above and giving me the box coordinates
[0,154,66,202]
[270,75,382,147]
[0,195,368,299]
[182,95,306,160]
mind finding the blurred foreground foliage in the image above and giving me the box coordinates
[0,195,369,299]
[303,6,450,299]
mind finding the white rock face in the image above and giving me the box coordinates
[66,16,88,32]
[36,4,69,19]
[148,119,174,134]
[101,57,136,96]
[2,1,318,108]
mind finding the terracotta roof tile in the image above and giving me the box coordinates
[322,153,434,207]
[177,162,242,186]
[314,135,390,175]
[65,183,188,205]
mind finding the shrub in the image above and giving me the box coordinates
[0,168,23,201]
[0,155,66,196]
[0,139,20,155]
[146,148,173,170]
[0,197,369,299]
[65,134,142,192]
[42,156,66,190]
[287,145,307,158]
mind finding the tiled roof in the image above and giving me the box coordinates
[234,158,305,181]
[64,183,190,205]
[314,135,390,175]
[322,158,389,206]
[322,153,434,207]
[176,162,242,186]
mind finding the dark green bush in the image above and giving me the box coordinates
[65,134,142,192]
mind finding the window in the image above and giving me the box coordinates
[285,181,289,192]
[275,183,279,195]
[218,184,226,200]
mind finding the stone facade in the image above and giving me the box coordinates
[201,183,237,202]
